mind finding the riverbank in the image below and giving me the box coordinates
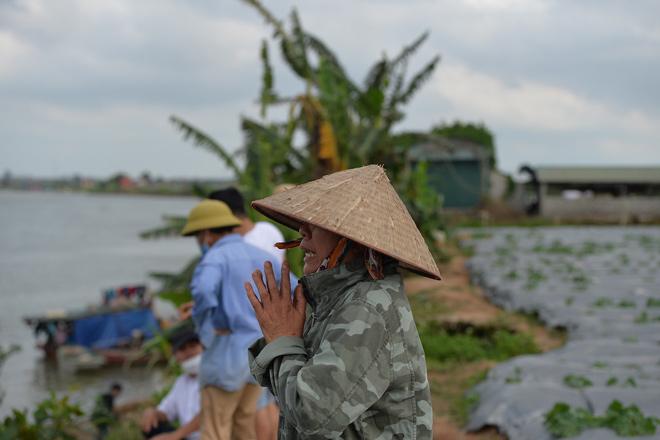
[1,175,232,198]
[1,186,199,198]
[0,190,198,418]
[1,226,567,439]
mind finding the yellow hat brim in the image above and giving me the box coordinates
[181,199,241,236]
[181,216,240,236]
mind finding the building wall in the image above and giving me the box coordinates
[489,170,508,200]
[541,195,660,221]
[426,160,483,209]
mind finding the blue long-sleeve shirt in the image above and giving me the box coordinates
[190,233,295,391]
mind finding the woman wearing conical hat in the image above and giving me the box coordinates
[245,165,439,439]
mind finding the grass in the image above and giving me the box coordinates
[417,316,551,426]
[428,364,490,427]
[419,322,540,364]
[607,371,644,385]
[624,377,638,387]
[647,298,660,308]
[407,289,451,322]
[593,297,614,307]
[470,231,494,240]
[618,299,636,308]
[448,216,558,229]
[634,311,660,323]
[505,367,523,384]
[524,266,547,290]
[455,370,488,424]
[106,420,144,440]
[531,240,615,257]
[544,400,660,438]
[563,374,593,389]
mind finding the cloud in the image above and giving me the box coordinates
[0,30,32,77]
[0,0,267,108]
[1,0,659,178]
[1,100,247,179]
[433,62,660,136]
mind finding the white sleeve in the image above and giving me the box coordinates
[157,377,181,422]
[248,222,286,262]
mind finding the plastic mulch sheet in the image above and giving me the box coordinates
[463,227,660,440]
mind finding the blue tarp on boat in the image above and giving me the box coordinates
[69,308,158,349]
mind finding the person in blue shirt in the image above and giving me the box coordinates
[181,199,292,440]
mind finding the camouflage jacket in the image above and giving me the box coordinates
[249,261,433,439]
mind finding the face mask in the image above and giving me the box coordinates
[180,353,201,376]
[198,232,210,256]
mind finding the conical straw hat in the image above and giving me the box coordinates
[252,165,441,280]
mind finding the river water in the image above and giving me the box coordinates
[0,190,199,417]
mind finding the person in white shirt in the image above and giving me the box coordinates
[208,188,284,263]
[141,328,202,440]
[244,221,285,263]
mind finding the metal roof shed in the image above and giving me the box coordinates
[409,137,490,209]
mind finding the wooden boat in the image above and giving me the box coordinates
[23,285,162,368]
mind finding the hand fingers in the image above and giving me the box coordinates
[244,282,263,314]
[293,284,306,314]
[252,269,270,305]
[281,260,291,300]
[142,412,152,430]
[264,261,280,299]
[177,302,192,317]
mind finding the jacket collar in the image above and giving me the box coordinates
[300,260,369,315]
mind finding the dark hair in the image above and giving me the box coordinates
[209,226,236,235]
[208,187,246,216]
[170,326,200,352]
[110,382,122,392]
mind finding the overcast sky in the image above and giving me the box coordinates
[2,0,659,179]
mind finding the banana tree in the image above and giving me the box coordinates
[145,0,446,301]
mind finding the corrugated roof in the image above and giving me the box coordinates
[408,136,488,161]
[535,166,660,184]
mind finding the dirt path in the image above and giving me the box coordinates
[405,247,565,439]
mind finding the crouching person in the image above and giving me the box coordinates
[141,327,202,440]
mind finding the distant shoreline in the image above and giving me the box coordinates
[1,174,235,198]
[0,187,200,199]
